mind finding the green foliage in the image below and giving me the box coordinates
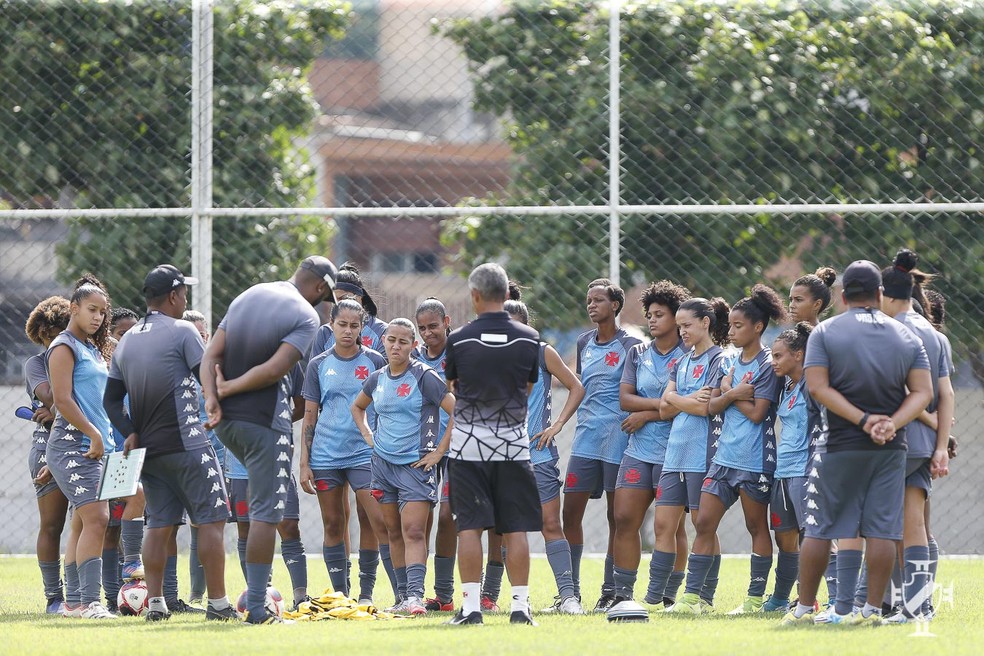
[0,0,348,316]
[441,0,984,363]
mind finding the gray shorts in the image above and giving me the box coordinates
[226,475,300,522]
[142,445,230,529]
[905,457,932,497]
[46,446,103,508]
[312,463,372,492]
[655,470,704,510]
[564,455,619,499]
[770,476,808,532]
[616,454,662,491]
[370,454,438,509]
[29,444,60,498]
[533,459,562,504]
[216,419,292,524]
[803,449,906,541]
[702,463,772,509]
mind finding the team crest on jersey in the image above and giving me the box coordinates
[667,357,678,371]
[741,371,754,384]
[692,364,705,379]
[604,351,620,367]
[355,365,370,380]
[788,394,797,410]
[362,335,373,347]
[396,383,412,398]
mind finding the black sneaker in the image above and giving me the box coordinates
[509,609,537,625]
[206,605,241,621]
[446,608,483,625]
[291,596,312,612]
[593,594,617,613]
[145,609,172,622]
[168,599,206,614]
[106,600,120,614]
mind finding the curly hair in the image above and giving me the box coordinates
[25,296,71,346]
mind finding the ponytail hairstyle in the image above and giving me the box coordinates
[25,296,71,346]
[881,249,935,310]
[640,279,691,315]
[335,262,378,317]
[70,273,112,358]
[331,298,366,323]
[415,297,451,336]
[587,277,625,316]
[504,299,531,326]
[732,283,787,333]
[385,317,417,341]
[507,280,524,302]
[775,321,813,354]
[925,289,947,330]
[792,266,837,314]
[678,297,731,346]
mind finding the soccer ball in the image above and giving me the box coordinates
[117,580,149,616]
[236,586,285,619]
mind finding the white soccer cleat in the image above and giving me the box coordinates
[81,601,118,619]
[606,599,649,623]
[559,596,586,615]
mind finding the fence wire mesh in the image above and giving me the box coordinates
[1,0,982,555]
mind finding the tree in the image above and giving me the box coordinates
[441,0,984,372]
[0,0,349,316]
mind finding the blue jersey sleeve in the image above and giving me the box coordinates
[310,324,332,358]
[302,353,324,402]
[620,345,641,388]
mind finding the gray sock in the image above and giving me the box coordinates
[854,561,868,608]
[684,554,714,596]
[773,550,799,601]
[65,561,80,606]
[665,570,685,602]
[237,537,248,583]
[163,555,178,606]
[699,555,721,604]
[245,562,273,619]
[346,557,352,598]
[482,560,505,602]
[323,543,349,596]
[406,563,427,600]
[613,565,637,600]
[887,558,903,608]
[602,553,616,595]
[903,546,931,617]
[281,538,307,600]
[395,566,407,600]
[835,549,863,616]
[926,536,940,614]
[78,557,102,605]
[39,559,63,600]
[545,539,575,600]
[824,552,838,604]
[359,549,379,601]
[748,554,772,597]
[644,551,676,603]
[189,526,205,599]
[120,519,144,561]
[570,543,584,597]
[433,554,454,602]
[101,548,119,604]
[379,544,399,600]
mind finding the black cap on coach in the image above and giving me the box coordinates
[143,264,199,297]
[840,260,882,294]
[298,255,338,290]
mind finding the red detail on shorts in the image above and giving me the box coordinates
[624,468,642,485]
[442,481,450,497]
[362,335,373,348]
[111,503,125,520]
[371,489,384,502]
[604,351,620,367]
[355,365,370,380]
[741,371,754,384]
[315,480,331,492]
[566,472,578,489]
[235,500,249,517]
[396,383,412,398]
[692,364,705,379]
[770,512,781,528]
[702,477,713,489]
[655,486,663,500]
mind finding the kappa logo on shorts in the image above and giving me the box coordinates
[214,497,225,508]
[371,489,385,502]
[74,485,89,496]
[210,482,222,493]
[277,436,290,446]
[604,351,620,367]
[275,500,285,510]
[201,452,213,464]
[182,389,194,399]
[770,512,781,527]
[565,472,578,489]
[66,459,79,468]
[183,403,196,413]
[692,364,705,379]
[236,501,249,516]
[277,484,287,494]
[206,467,218,478]
[316,480,331,491]
[807,483,818,494]
[69,473,81,483]
[624,468,642,485]
[277,452,290,462]
[278,468,289,478]
[355,365,370,380]
[806,499,819,510]
[396,383,412,398]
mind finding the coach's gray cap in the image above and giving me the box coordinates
[143,264,199,296]
[841,260,881,293]
[299,255,338,289]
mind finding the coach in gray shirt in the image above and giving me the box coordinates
[105,264,236,622]
[782,260,932,626]
[200,255,336,624]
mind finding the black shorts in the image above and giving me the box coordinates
[448,459,542,534]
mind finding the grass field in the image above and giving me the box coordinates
[2,555,981,656]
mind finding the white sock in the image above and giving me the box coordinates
[795,603,813,618]
[148,597,168,613]
[511,585,529,613]
[208,596,230,610]
[462,582,481,615]
[862,602,881,617]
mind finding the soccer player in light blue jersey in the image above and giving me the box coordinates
[607,281,691,622]
[353,319,456,616]
[648,297,730,615]
[300,300,389,603]
[563,278,642,613]
[762,322,813,613]
[679,285,785,615]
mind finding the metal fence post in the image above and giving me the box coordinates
[608,0,621,288]
[191,0,214,324]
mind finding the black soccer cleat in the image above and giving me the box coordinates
[593,594,617,613]
[206,605,241,621]
[145,609,172,622]
[509,609,537,625]
[446,608,484,625]
[168,599,206,614]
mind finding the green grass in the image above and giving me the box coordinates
[2,555,981,656]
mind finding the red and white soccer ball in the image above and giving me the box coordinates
[117,580,149,616]
[236,586,285,619]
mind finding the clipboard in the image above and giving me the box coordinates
[98,448,147,500]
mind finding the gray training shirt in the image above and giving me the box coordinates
[217,280,319,433]
[109,312,209,459]
[804,307,929,453]
[896,310,949,459]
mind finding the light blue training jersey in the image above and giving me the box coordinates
[663,345,725,473]
[712,348,780,474]
[775,377,809,479]
[621,339,686,465]
[45,331,114,452]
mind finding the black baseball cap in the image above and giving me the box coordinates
[841,260,881,294]
[299,255,338,290]
[143,264,199,297]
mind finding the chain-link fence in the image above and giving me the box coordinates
[2,0,982,555]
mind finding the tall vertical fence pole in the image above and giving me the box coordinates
[191,0,215,323]
[608,0,621,288]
